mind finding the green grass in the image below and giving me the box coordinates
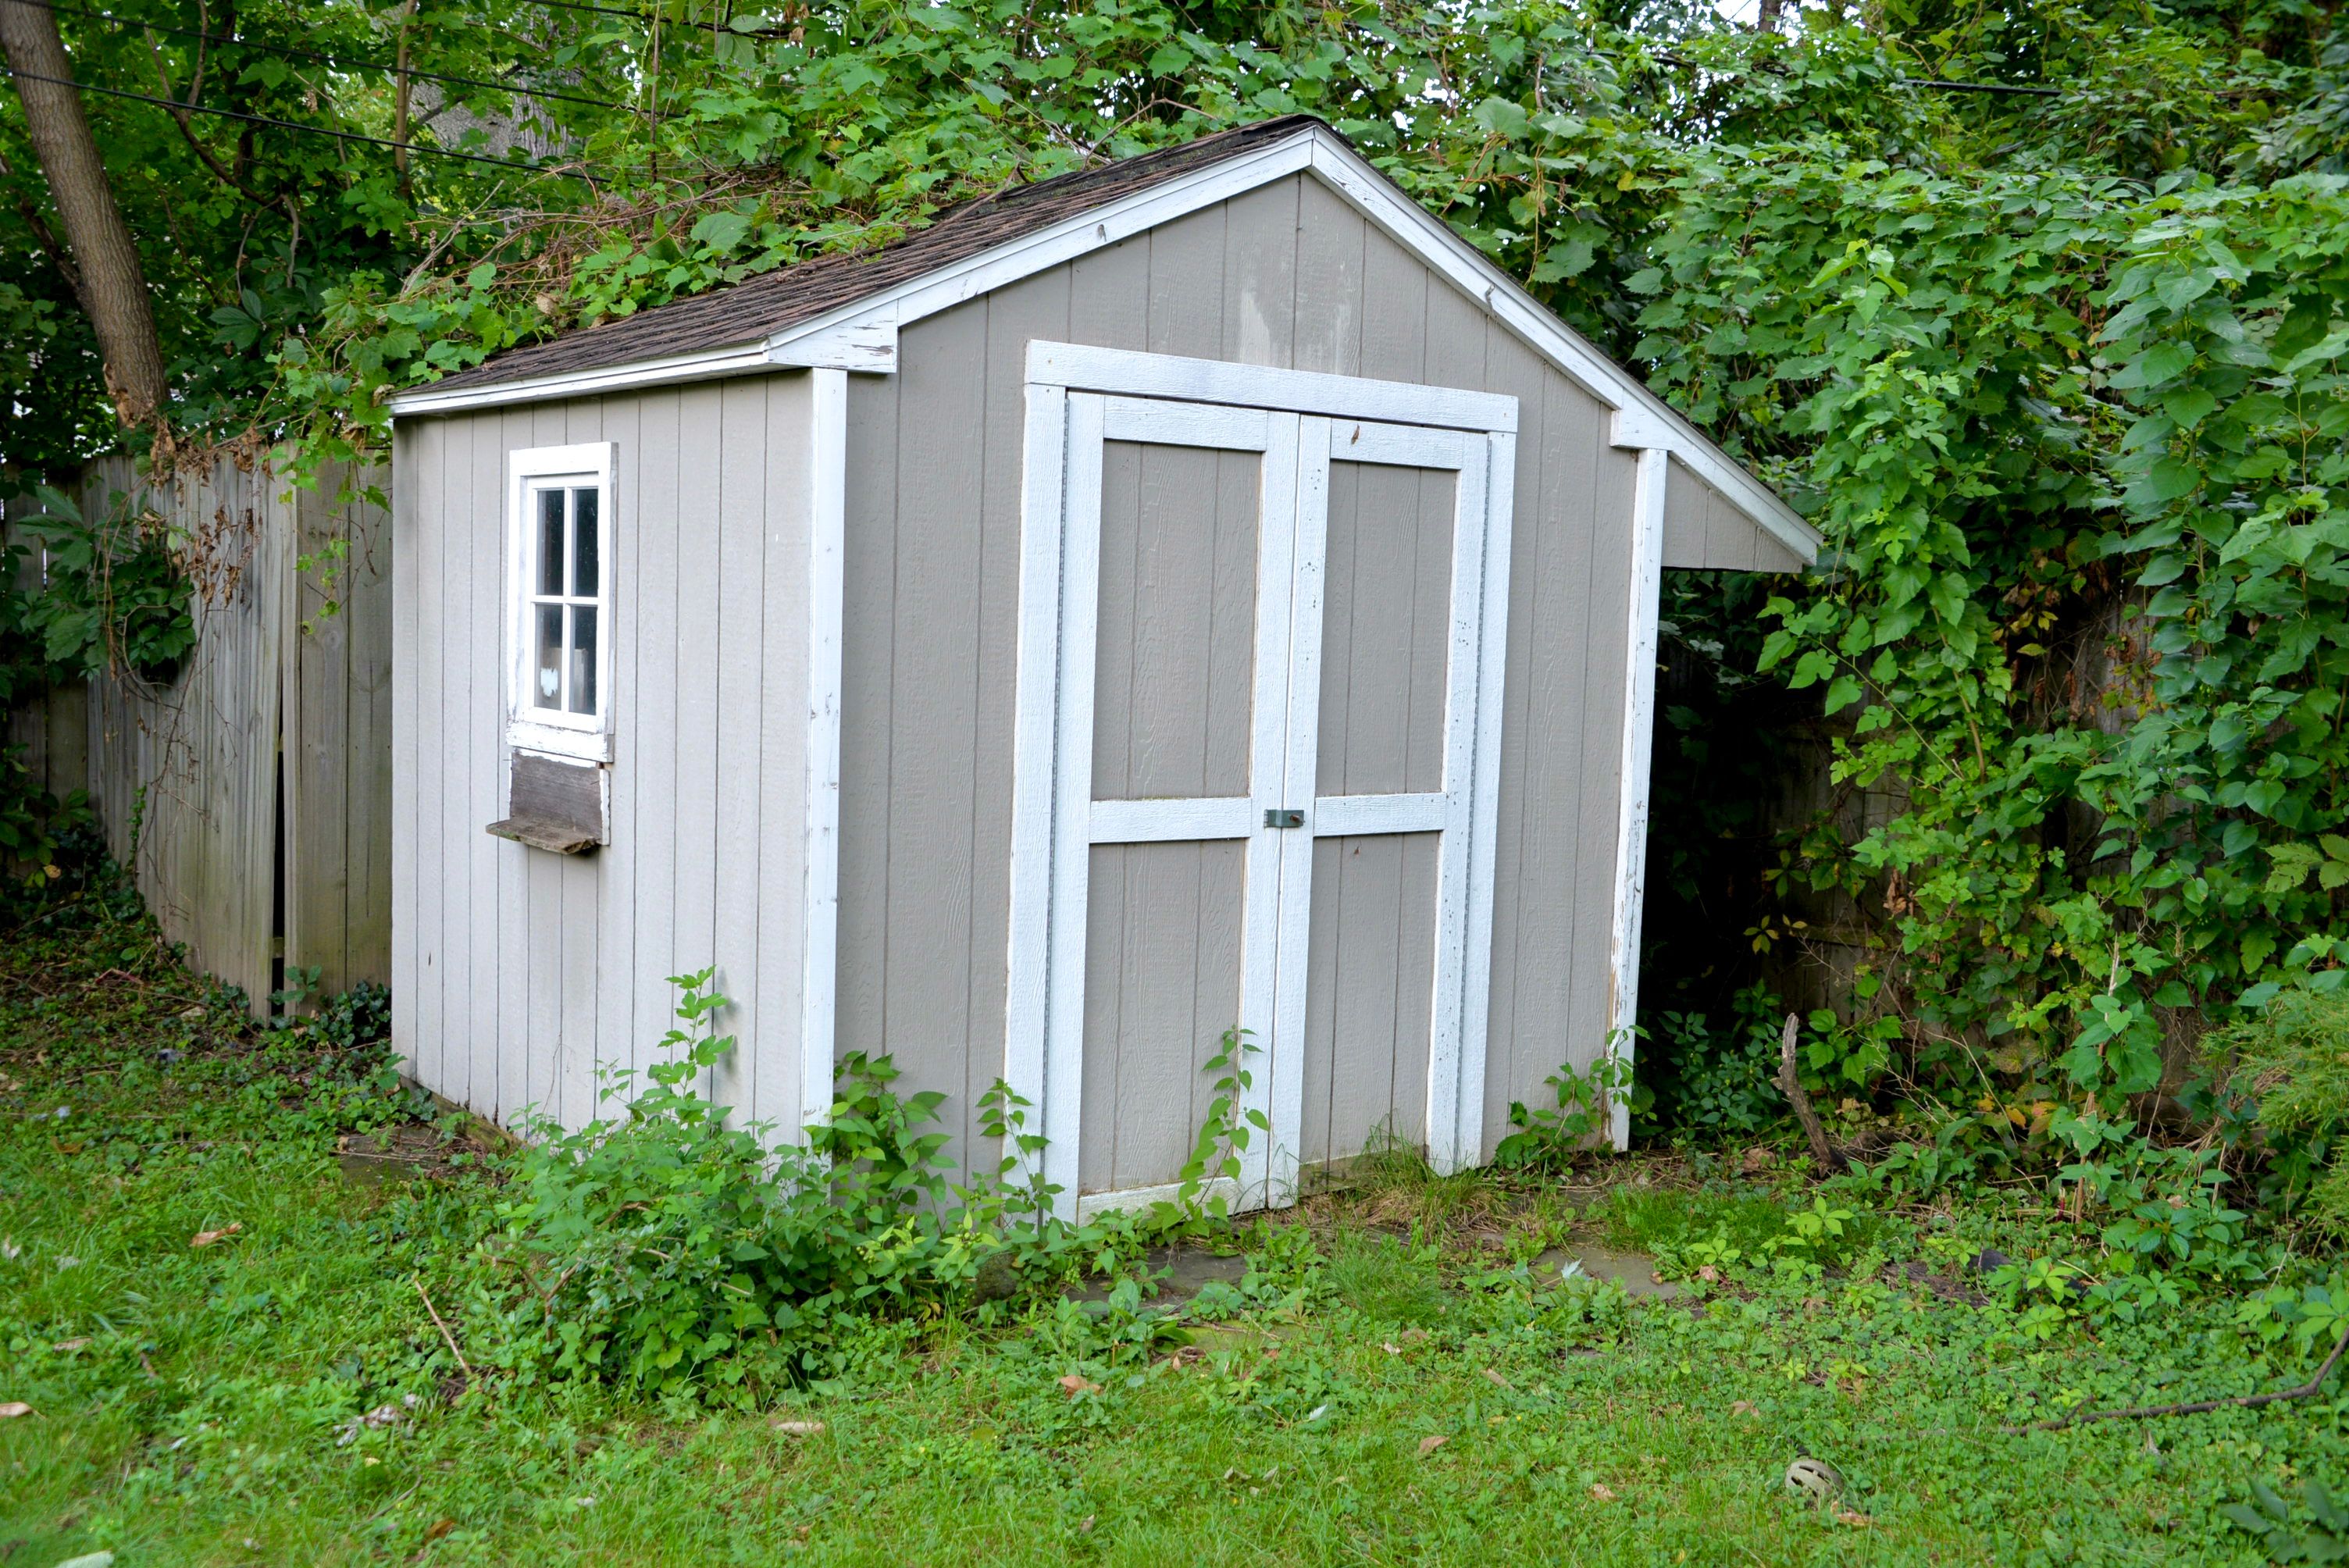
[5,889,2347,1565]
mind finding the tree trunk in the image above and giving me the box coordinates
[1759,0,1786,32]
[0,0,167,428]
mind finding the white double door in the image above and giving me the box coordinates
[1006,344,1518,1217]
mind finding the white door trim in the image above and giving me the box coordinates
[1004,351,1518,1217]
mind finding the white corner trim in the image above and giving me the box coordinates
[1609,406,1820,565]
[1606,447,1670,1151]
[799,369,849,1138]
[768,317,900,371]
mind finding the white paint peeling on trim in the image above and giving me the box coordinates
[1075,1175,1241,1223]
[388,124,1814,565]
[1034,340,1517,433]
[1606,447,1670,1150]
[798,369,849,1136]
[391,344,774,416]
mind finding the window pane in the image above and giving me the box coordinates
[569,606,598,716]
[571,487,599,597]
[537,487,565,596]
[534,603,563,708]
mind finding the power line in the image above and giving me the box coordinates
[0,63,596,179]
[515,0,651,20]
[30,0,670,118]
[1899,77,2063,98]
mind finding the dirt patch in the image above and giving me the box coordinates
[334,1122,455,1188]
[1531,1244,1681,1300]
[1880,1259,1988,1306]
[1064,1243,1252,1307]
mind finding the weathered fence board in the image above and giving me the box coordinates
[5,454,392,1014]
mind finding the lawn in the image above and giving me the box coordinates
[3,886,2343,1566]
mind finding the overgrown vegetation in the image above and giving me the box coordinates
[9,886,2349,1563]
[5,0,2349,1156]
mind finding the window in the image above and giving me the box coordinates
[507,443,615,761]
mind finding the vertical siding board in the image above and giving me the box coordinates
[1393,831,1439,1142]
[1297,835,1341,1165]
[884,302,989,1164]
[1221,176,1299,369]
[1068,236,1151,352]
[422,421,458,1100]
[1356,223,1429,385]
[1316,461,1358,792]
[751,375,813,1131]
[390,427,422,1088]
[1093,442,1142,798]
[836,372,897,1076]
[1109,840,1210,1188]
[1147,203,1228,360]
[553,401,607,1131]
[1078,844,1127,1195]
[672,385,725,1099]
[631,392,684,1067]
[970,269,1072,1143]
[512,405,567,1127]
[1205,451,1259,800]
[1568,388,1638,1088]
[1291,180,1366,376]
[1476,325,1552,1143]
[711,380,768,1124]
[1507,371,1602,1116]
[596,394,644,1099]
[1406,469,1454,794]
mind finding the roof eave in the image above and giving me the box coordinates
[387,122,1818,565]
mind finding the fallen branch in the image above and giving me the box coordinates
[2005,1319,2349,1434]
[412,1277,475,1384]
[1776,1014,1845,1173]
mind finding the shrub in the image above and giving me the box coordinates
[491,970,1243,1398]
[2206,989,2349,1238]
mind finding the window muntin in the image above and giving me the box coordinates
[522,478,604,719]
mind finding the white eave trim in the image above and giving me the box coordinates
[388,340,774,416]
[386,124,1817,563]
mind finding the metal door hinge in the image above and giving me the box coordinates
[1264,808,1304,829]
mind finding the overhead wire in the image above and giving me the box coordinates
[24,0,672,118]
[0,62,597,179]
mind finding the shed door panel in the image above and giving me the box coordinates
[1079,433,1264,1195]
[1091,441,1260,802]
[1316,461,1456,796]
[1296,455,1459,1171]
[1299,830,1439,1170]
[1007,352,1517,1220]
[1080,840,1246,1193]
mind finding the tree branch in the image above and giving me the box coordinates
[1777,1013,1847,1173]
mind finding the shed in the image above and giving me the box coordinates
[385,116,1817,1216]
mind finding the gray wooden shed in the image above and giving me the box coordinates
[386,116,1816,1215]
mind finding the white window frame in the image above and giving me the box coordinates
[505,442,617,763]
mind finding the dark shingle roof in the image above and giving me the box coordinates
[424,116,1330,394]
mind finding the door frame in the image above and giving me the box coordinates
[1004,340,1520,1217]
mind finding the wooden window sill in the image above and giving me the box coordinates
[485,817,601,855]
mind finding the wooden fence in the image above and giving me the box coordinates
[5,454,392,1014]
